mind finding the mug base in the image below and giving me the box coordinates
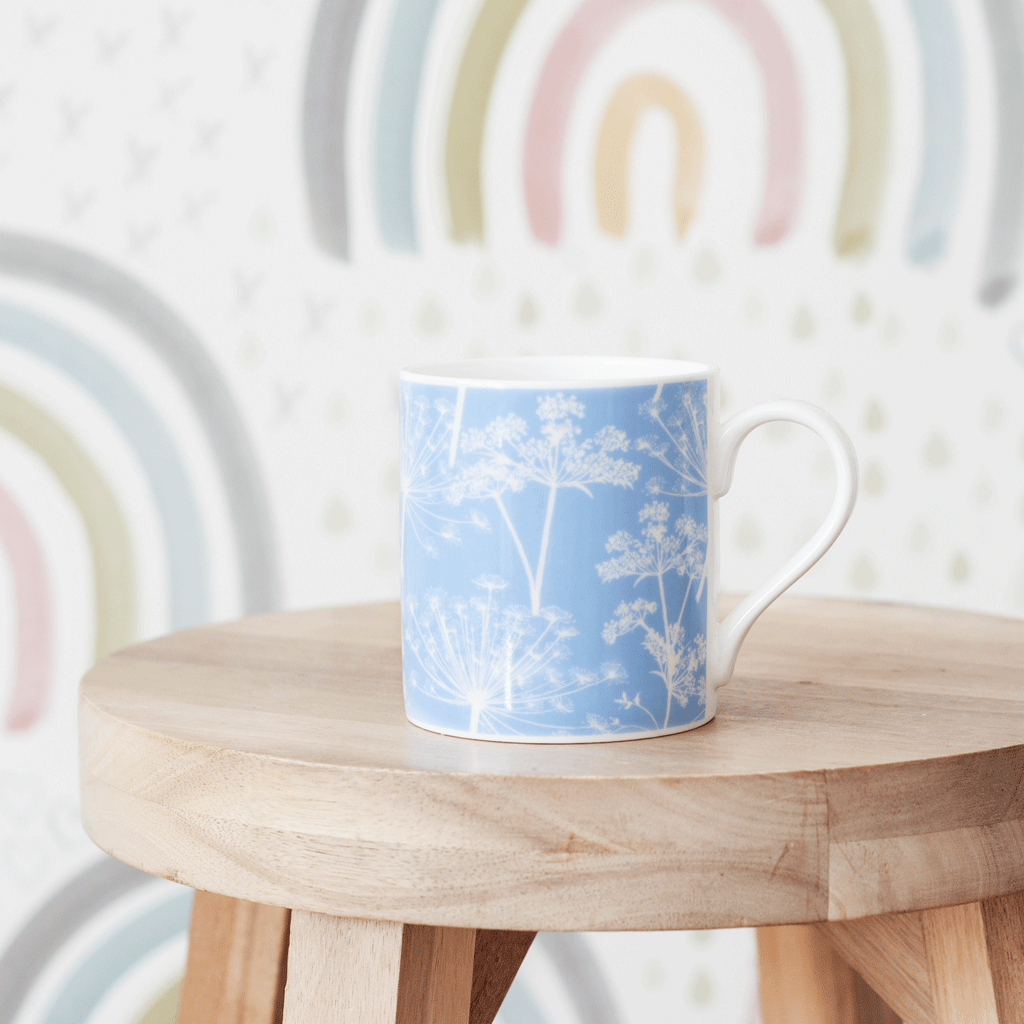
[403,711,715,744]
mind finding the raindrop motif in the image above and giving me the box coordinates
[850,556,877,590]
[923,433,951,467]
[691,247,721,286]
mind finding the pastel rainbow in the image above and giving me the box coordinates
[0,482,51,730]
[522,0,802,246]
[0,233,279,613]
[0,301,208,631]
[819,0,890,257]
[40,891,192,1024]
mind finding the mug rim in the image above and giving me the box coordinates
[400,355,713,388]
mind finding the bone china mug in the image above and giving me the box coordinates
[399,357,857,742]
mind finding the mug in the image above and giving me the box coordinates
[399,357,857,742]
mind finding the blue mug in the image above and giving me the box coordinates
[399,357,856,742]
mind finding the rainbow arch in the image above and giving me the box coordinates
[0,859,187,1024]
[522,0,801,247]
[0,482,51,730]
[0,232,280,613]
[303,0,1016,297]
[0,238,280,734]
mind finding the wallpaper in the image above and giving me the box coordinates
[0,0,1021,1020]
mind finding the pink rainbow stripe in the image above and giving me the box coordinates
[523,0,802,245]
[0,484,52,731]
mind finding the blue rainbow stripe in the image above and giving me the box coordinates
[905,0,965,265]
[375,0,444,250]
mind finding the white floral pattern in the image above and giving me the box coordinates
[401,379,710,738]
[400,390,487,567]
[404,575,621,735]
[636,386,709,498]
[598,502,709,727]
[449,393,639,614]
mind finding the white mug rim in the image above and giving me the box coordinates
[400,356,713,389]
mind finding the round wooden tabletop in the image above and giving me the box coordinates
[80,597,1024,932]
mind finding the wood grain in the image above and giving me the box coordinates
[78,597,1024,930]
[177,891,290,1024]
[815,892,1024,1023]
[923,903,1000,1023]
[395,925,475,1024]
[816,913,933,1024]
[281,915,476,1024]
[852,974,902,1024]
[979,891,1024,1021]
[469,931,535,1024]
[757,925,903,1024]
[758,925,859,1024]
[282,913,403,1024]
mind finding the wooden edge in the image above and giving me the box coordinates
[177,891,291,1024]
[469,930,536,1024]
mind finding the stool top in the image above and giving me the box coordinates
[80,597,1024,931]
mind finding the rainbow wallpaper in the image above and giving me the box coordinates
[305,0,1021,301]
[0,0,1022,1021]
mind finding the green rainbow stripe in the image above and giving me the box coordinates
[133,979,182,1024]
[819,0,890,256]
[445,0,531,241]
[0,384,135,657]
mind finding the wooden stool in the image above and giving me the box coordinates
[79,597,1024,1024]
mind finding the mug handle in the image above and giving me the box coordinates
[710,400,858,689]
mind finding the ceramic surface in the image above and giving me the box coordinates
[399,358,856,742]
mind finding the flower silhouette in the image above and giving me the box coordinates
[404,575,614,735]
[598,502,709,728]
[636,385,708,497]
[400,389,487,568]
[449,393,640,613]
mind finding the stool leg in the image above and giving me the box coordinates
[177,891,291,1024]
[921,894,1024,1024]
[804,891,1024,1024]
[469,930,536,1024]
[282,913,477,1024]
[757,925,900,1024]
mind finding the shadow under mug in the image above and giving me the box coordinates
[399,357,857,743]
